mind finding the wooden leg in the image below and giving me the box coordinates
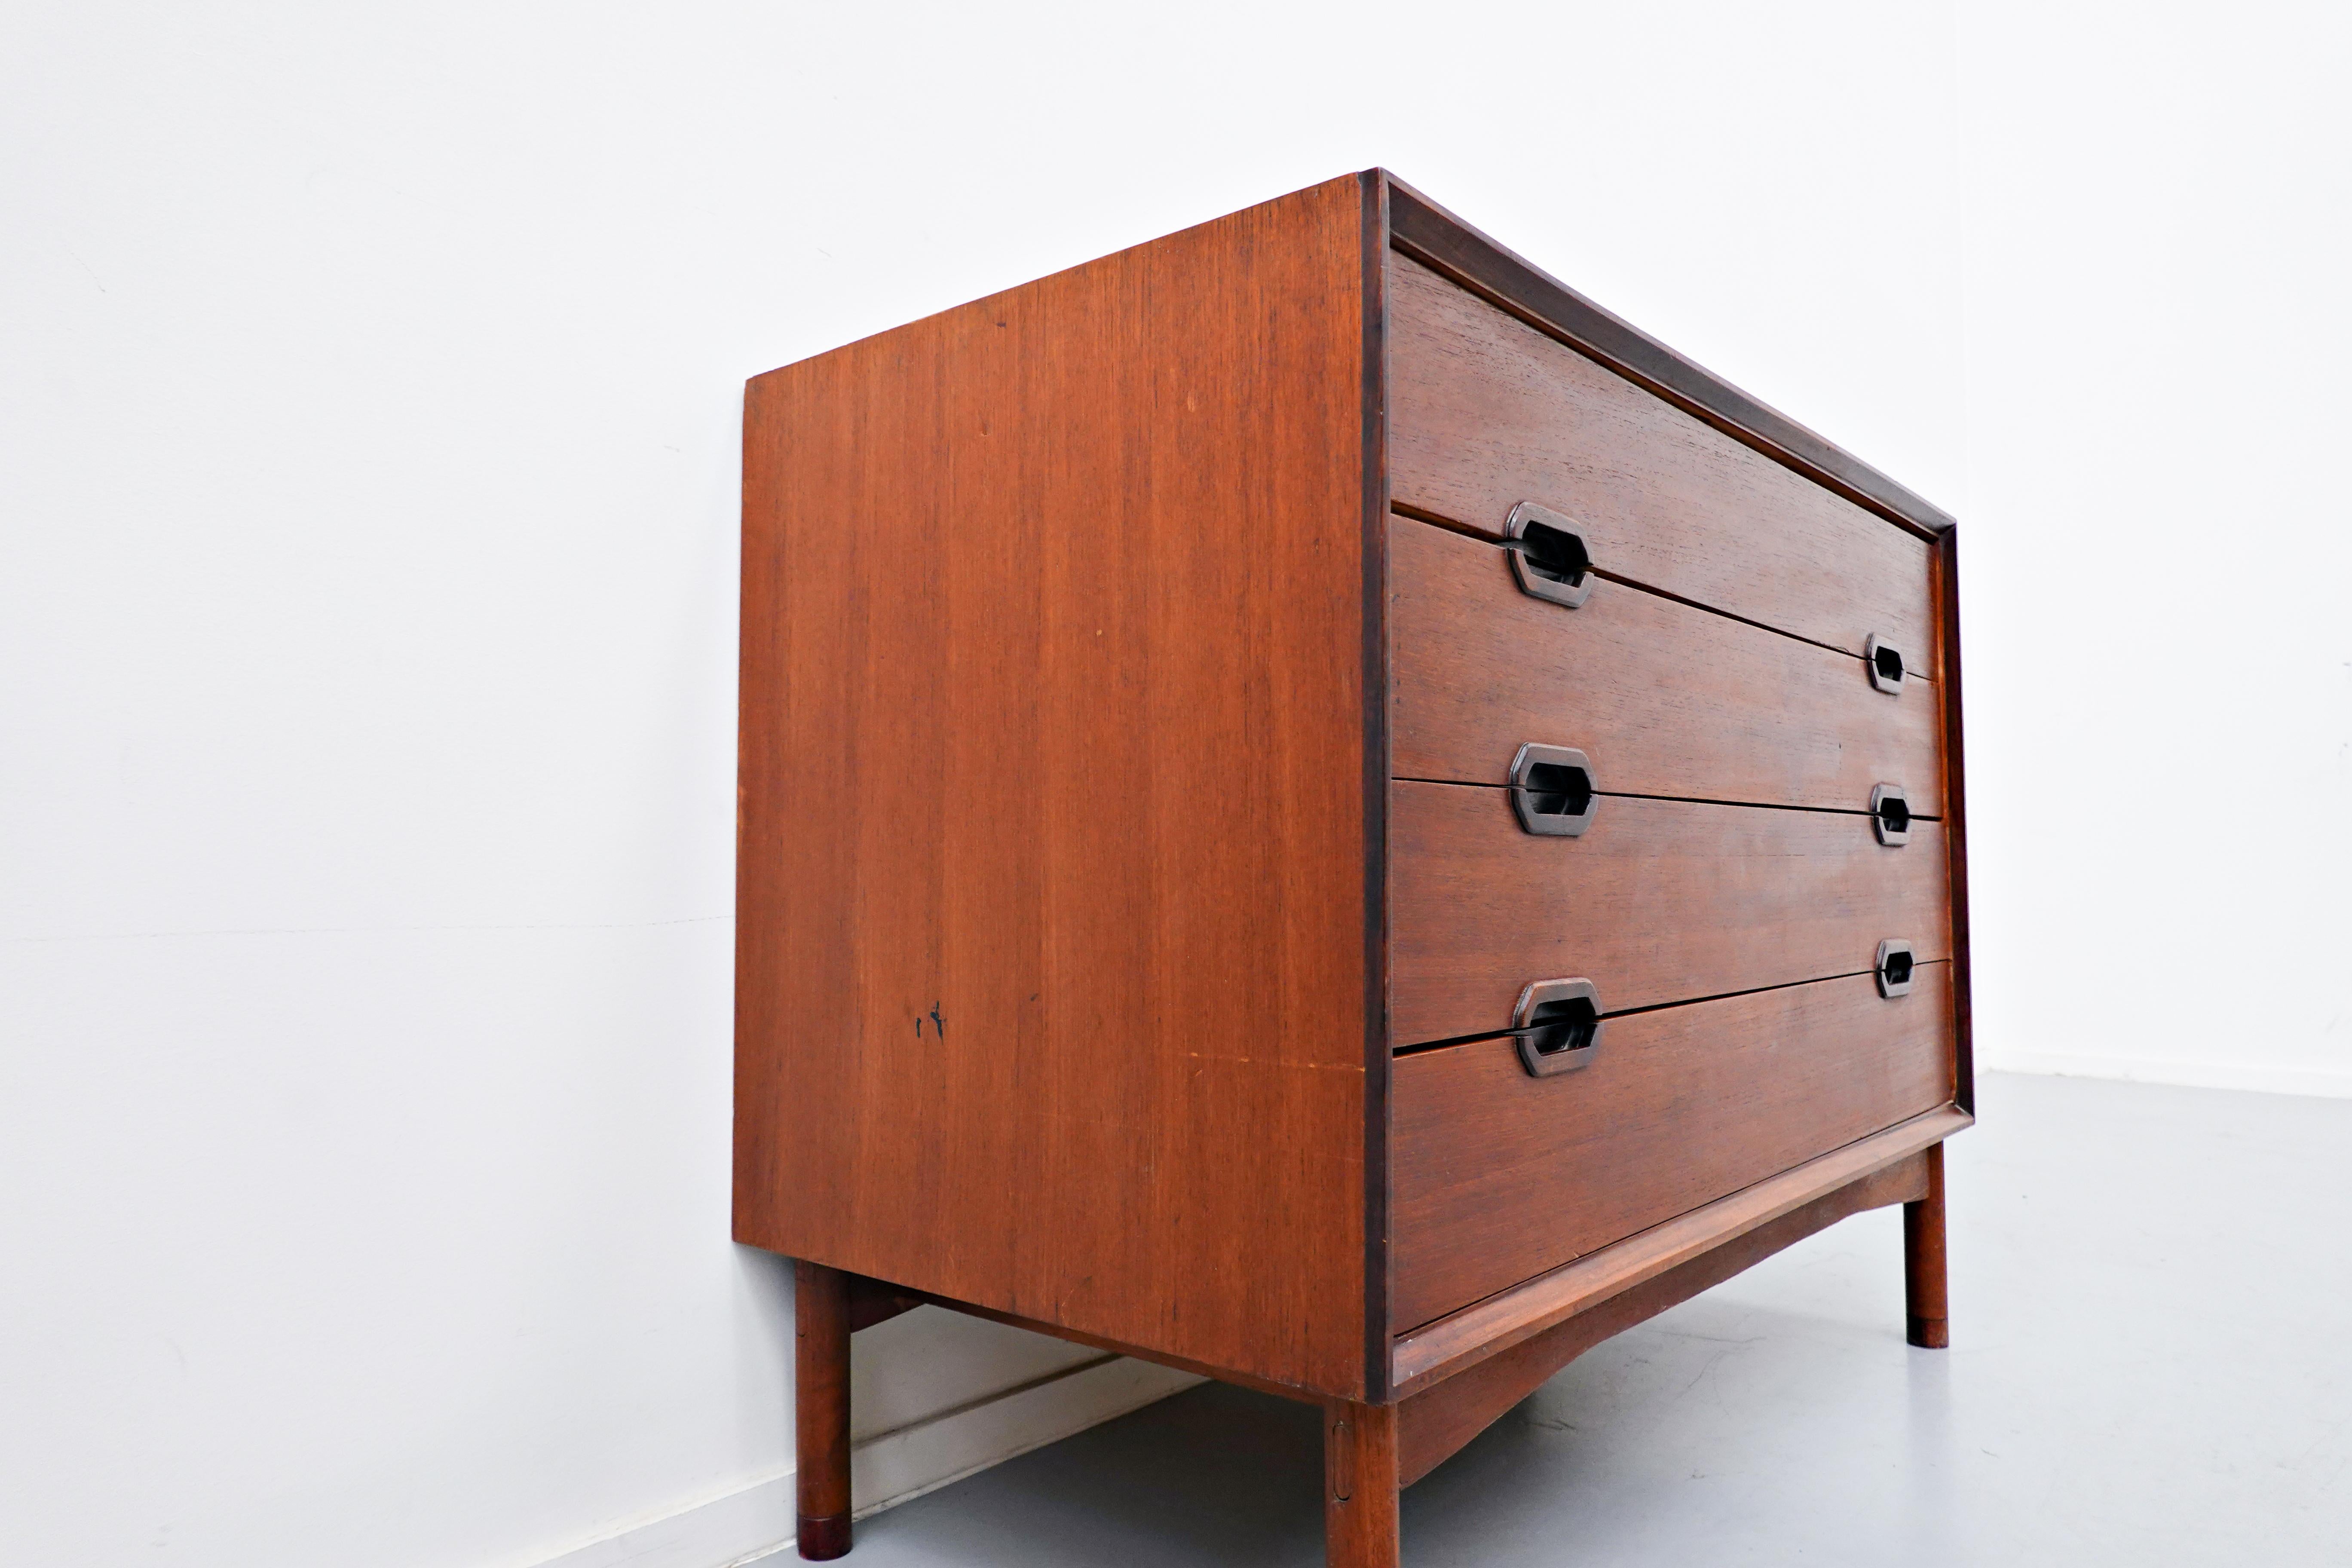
[1323,1400,1400,1568]
[1904,1141,1950,1348]
[795,1261,853,1559]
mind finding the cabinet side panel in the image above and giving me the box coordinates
[735,178,1372,1398]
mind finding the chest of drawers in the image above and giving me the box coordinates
[735,171,1972,1566]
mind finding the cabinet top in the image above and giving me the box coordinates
[747,168,1954,543]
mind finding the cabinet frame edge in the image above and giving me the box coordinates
[1936,526,1975,1115]
[1360,168,1396,1404]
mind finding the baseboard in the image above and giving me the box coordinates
[525,1354,1204,1568]
[523,1473,796,1568]
[1986,1052,2352,1100]
[848,1353,1203,1518]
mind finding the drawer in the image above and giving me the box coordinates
[1390,963,1955,1332]
[1389,514,1945,815]
[1388,250,1937,667]
[1390,781,1950,1046]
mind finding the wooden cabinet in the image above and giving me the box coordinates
[735,171,1972,1566]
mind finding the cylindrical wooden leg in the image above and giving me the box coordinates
[1904,1142,1950,1348]
[1323,1400,1400,1568]
[795,1260,853,1559]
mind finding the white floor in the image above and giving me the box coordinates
[826,1072,2352,1565]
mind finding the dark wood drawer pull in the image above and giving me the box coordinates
[1508,743,1598,836]
[1510,977,1603,1076]
[1865,633,1907,694]
[1870,783,1911,846]
[1875,940,1916,998]
[1502,501,1595,609]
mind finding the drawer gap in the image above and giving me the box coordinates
[1390,775,1943,823]
[1392,959,1952,1056]
[1389,505,1938,685]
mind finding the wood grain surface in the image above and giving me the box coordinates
[1390,781,1951,1044]
[1391,1103,1971,1391]
[1389,514,1945,814]
[1388,249,1936,664]
[735,175,1376,1398]
[1390,965,1954,1331]
[1905,1139,1951,1348]
[1323,1402,1401,1568]
[794,1261,853,1559]
[1393,1151,1931,1485]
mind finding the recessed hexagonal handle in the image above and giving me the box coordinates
[1870,783,1912,846]
[1502,501,1595,609]
[1865,634,1907,694]
[1875,940,1916,998]
[1508,743,1599,837]
[1510,977,1603,1076]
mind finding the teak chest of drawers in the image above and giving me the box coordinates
[735,171,1973,1566]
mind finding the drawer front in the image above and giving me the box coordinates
[1388,250,1937,666]
[1390,514,1945,815]
[1390,964,1955,1332]
[1390,781,1950,1046]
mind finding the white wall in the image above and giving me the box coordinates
[1957,1,2352,1096]
[3,3,2332,1566]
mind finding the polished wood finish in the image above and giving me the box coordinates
[1396,1152,1931,1486]
[1391,781,1952,1043]
[741,170,1972,1568]
[735,175,1375,1399]
[1905,1140,1951,1347]
[1390,514,1945,814]
[795,1262,853,1561]
[1324,1402,1401,1568]
[1392,966,1954,1331]
[1393,1104,1971,1393]
[1389,251,1937,664]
